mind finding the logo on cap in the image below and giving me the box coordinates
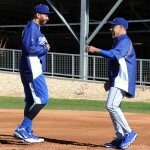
[107,18,128,29]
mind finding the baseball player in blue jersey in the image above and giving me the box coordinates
[13,4,51,143]
[86,18,137,149]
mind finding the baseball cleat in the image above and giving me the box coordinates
[120,130,137,149]
[104,138,122,148]
[14,127,44,143]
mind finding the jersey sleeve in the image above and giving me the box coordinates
[99,49,116,60]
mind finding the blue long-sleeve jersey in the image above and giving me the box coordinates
[19,20,49,83]
[99,34,136,97]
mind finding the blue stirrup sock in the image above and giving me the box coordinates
[19,117,32,132]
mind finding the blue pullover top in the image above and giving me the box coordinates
[99,34,136,97]
[19,20,49,83]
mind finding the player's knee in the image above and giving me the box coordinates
[105,103,112,111]
[106,103,114,111]
[41,96,49,104]
[106,103,118,112]
[34,95,49,105]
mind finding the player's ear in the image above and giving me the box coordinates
[36,13,40,19]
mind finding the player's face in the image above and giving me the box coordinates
[39,14,49,26]
[110,25,123,38]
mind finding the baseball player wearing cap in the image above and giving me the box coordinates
[13,4,52,143]
[86,18,137,149]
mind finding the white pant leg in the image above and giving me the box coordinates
[106,87,132,139]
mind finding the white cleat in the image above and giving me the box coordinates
[29,132,44,143]
[13,127,44,143]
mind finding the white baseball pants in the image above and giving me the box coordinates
[106,87,132,139]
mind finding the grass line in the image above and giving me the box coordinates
[0,96,149,113]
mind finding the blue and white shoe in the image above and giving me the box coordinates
[120,130,137,149]
[29,131,44,142]
[104,139,122,148]
[14,127,44,143]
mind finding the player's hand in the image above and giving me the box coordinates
[85,46,100,54]
[104,80,110,91]
[46,43,50,52]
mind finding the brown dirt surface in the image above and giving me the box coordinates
[0,109,149,150]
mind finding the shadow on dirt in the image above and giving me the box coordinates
[44,137,106,148]
[0,134,29,145]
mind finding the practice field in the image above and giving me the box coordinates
[0,109,149,150]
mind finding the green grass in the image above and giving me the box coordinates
[0,96,150,113]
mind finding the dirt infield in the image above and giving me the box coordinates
[0,109,149,150]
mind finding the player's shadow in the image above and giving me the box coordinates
[44,137,122,149]
[0,135,121,149]
[0,134,29,145]
[44,137,104,148]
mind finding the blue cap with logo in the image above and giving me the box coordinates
[33,4,52,14]
[107,18,128,29]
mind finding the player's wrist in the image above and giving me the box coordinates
[95,48,100,54]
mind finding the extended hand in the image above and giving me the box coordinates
[104,81,110,91]
[85,46,100,54]
[46,44,50,52]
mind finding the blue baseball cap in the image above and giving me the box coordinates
[107,18,128,29]
[33,4,52,14]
